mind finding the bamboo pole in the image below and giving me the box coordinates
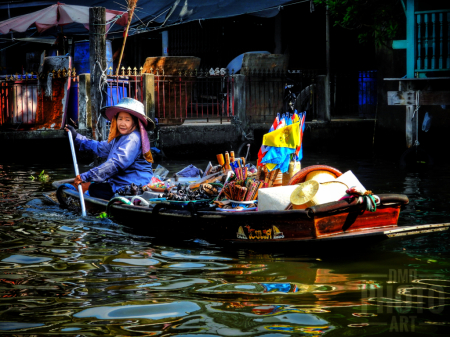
[115,0,138,76]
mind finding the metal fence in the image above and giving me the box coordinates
[1,67,373,128]
[105,67,235,124]
[0,75,40,127]
[151,69,235,124]
[331,72,357,118]
[244,70,284,122]
[357,70,377,118]
[285,69,322,121]
[329,71,377,118]
[243,69,322,122]
[105,74,143,108]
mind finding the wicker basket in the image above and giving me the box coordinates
[305,170,337,183]
[288,165,342,185]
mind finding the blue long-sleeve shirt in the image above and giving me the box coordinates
[75,131,153,193]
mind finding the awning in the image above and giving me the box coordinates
[0,2,128,34]
[1,0,298,35]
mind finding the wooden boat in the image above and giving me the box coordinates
[47,178,450,249]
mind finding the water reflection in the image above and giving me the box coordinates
[1,157,450,335]
[74,300,333,336]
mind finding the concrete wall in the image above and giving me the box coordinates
[158,123,240,158]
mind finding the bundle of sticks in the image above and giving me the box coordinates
[256,166,280,188]
[222,179,263,201]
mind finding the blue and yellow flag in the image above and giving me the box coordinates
[262,121,300,149]
[258,111,305,173]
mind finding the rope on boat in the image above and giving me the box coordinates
[106,197,132,217]
[345,187,380,213]
[361,191,380,212]
[363,194,378,212]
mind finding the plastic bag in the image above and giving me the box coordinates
[176,164,203,178]
[153,164,169,180]
[422,112,431,132]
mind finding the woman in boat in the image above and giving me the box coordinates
[65,97,155,200]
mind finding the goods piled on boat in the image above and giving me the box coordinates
[54,106,380,215]
[90,108,377,213]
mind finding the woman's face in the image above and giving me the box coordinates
[117,112,136,135]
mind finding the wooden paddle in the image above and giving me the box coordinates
[67,130,87,216]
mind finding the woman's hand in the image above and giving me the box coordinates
[64,124,77,141]
[74,175,83,186]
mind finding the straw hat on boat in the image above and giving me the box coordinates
[290,180,348,209]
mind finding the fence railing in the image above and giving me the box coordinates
[0,77,39,127]
[243,69,324,122]
[104,67,236,124]
[153,74,235,124]
[329,71,377,118]
[1,70,77,129]
[143,67,234,124]
[244,73,284,122]
[357,70,377,118]
[105,76,143,107]
[286,69,322,121]
[1,66,373,129]
[415,9,450,72]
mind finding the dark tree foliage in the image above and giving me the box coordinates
[314,0,404,46]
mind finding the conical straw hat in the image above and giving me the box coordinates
[290,180,349,208]
[290,180,320,205]
[305,170,337,183]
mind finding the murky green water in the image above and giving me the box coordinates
[1,151,449,336]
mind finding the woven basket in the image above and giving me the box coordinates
[288,165,343,185]
[305,170,337,183]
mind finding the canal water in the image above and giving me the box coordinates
[0,149,449,336]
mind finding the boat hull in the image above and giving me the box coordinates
[48,180,449,248]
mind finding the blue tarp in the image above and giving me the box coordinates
[2,0,295,36]
[175,164,202,177]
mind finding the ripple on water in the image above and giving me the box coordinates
[1,254,52,264]
[159,251,232,261]
[135,278,212,290]
[74,301,201,320]
[165,262,230,270]
[196,282,325,295]
[112,258,160,266]
[1,158,450,336]
[0,322,45,331]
